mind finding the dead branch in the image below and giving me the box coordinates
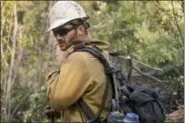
[133,59,163,72]
[127,58,133,83]
[118,55,163,71]
[132,66,165,85]
[171,1,184,45]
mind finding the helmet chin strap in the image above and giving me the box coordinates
[82,20,90,29]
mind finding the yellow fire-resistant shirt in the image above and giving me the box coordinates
[46,40,113,122]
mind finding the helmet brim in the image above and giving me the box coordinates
[45,19,69,33]
[45,16,89,33]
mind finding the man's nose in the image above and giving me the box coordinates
[55,34,64,41]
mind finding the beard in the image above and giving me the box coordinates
[58,30,78,51]
[59,41,71,51]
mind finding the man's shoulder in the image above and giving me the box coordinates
[66,51,91,64]
[61,52,91,75]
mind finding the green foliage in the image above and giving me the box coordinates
[21,88,47,122]
[1,1,50,122]
[82,1,183,67]
[1,1,184,122]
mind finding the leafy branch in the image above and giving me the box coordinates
[171,1,184,45]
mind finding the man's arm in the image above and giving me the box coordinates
[45,70,60,119]
[47,52,91,112]
[45,45,75,118]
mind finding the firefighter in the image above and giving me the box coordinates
[45,1,112,122]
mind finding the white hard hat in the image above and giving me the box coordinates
[46,1,88,32]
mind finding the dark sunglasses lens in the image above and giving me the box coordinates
[53,28,71,37]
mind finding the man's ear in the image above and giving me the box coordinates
[77,25,85,35]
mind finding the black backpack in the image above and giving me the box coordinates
[74,43,166,123]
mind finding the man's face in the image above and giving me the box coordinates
[53,26,78,51]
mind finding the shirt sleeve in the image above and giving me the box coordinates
[46,71,60,102]
[47,52,91,111]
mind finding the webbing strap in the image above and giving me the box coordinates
[78,98,95,120]
[74,44,112,123]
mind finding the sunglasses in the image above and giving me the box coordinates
[53,22,83,37]
[53,27,73,37]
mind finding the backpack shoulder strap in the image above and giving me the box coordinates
[74,44,112,123]
[74,44,114,75]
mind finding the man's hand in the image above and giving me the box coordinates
[56,45,74,64]
[45,105,60,119]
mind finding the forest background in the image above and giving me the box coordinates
[1,1,184,122]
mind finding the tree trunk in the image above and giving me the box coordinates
[5,2,18,121]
